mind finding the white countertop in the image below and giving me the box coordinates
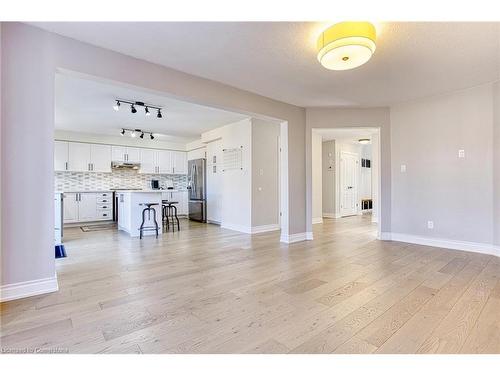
[61,189,187,193]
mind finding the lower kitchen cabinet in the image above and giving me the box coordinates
[161,191,188,215]
[63,191,113,223]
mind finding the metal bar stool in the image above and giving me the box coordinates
[162,200,180,232]
[139,203,159,239]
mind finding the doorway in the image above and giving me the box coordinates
[339,151,359,217]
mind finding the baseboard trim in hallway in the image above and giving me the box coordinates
[385,232,500,257]
[0,275,59,302]
[280,232,313,243]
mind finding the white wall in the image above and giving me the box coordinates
[202,119,252,232]
[251,119,280,228]
[1,23,306,299]
[306,108,391,235]
[322,140,335,217]
[494,81,500,246]
[390,84,495,244]
[311,131,323,223]
[186,138,207,160]
[360,144,372,200]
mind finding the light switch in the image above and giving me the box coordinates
[427,221,434,229]
[259,168,264,176]
[400,164,407,173]
[458,149,465,158]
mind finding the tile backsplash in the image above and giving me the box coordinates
[55,170,187,191]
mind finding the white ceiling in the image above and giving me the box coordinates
[55,74,248,141]
[34,22,500,107]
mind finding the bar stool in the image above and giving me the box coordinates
[162,200,180,232]
[139,203,159,239]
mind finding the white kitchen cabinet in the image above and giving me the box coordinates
[172,151,187,174]
[90,144,112,172]
[206,139,223,223]
[63,193,79,223]
[54,141,69,171]
[68,142,91,172]
[139,149,157,174]
[78,193,98,222]
[63,192,113,223]
[157,150,173,174]
[162,190,188,215]
[187,147,206,161]
[111,146,141,163]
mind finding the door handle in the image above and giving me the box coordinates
[65,161,68,171]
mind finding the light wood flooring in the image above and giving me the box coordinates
[1,216,499,354]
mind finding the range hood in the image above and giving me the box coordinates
[111,161,141,170]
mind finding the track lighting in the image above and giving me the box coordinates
[120,128,156,140]
[113,99,163,118]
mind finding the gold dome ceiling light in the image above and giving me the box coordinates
[317,21,376,71]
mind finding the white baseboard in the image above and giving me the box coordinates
[385,232,500,257]
[378,232,392,241]
[1,275,59,302]
[221,223,252,234]
[280,232,313,243]
[322,213,342,219]
[312,217,323,224]
[221,223,281,234]
[251,224,281,234]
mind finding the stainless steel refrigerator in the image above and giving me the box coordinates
[187,158,207,222]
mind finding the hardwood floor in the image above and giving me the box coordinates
[1,216,499,354]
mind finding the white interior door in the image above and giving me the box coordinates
[340,151,359,217]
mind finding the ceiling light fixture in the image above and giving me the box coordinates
[358,138,371,144]
[317,22,376,71]
[113,99,163,118]
[120,128,156,140]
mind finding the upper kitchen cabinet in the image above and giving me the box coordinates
[157,150,173,174]
[68,142,91,172]
[139,148,157,174]
[54,141,69,171]
[111,146,141,163]
[90,144,112,172]
[55,141,111,172]
[172,151,187,174]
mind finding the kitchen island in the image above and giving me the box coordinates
[116,191,163,237]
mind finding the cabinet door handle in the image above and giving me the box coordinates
[65,162,68,171]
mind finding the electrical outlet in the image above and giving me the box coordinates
[458,149,465,158]
[400,164,407,173]
[427,221,434,229]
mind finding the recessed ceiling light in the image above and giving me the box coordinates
[317,22,376,71]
